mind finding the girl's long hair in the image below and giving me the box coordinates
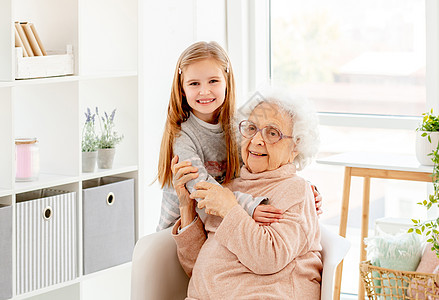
[157,41,240,188]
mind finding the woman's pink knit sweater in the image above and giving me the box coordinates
[172,163,322,299]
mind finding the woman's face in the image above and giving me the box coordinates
[241,102,298,173]
[182,58,227,124]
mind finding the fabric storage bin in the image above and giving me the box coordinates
[82,177,135,274]
[16,189,77,295]
[0,205,12,300]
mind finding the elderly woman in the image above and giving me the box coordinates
[171,90,322,299]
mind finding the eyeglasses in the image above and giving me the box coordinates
[239,120,293,144]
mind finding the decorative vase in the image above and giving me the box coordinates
[97,148,116,169]
[415,131,439,166]
[82,151,98,172]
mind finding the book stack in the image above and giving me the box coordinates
[14,22,47,57]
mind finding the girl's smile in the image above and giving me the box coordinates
[196,98,216,104]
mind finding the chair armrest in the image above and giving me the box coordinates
[131,227,189,300]
[320,224,351,300]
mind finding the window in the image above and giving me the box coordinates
[269,1,430,297]
[271,0,426,116]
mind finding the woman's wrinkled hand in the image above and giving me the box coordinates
[190,181,238,218]
[171,155,199,209]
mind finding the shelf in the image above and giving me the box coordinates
[1,0,141,299]
[14,173,79,194]
[13,279,80,300]
[0,72,137,88]
[80,165,138,181]
[0,189,13,198]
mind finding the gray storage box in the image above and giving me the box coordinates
[0,205,12,300]
[82,177,135,274]
[16,189,77,295]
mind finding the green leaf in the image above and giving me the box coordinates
[412,219,419,224]
[408,228,414,233]
[416,229,422,235]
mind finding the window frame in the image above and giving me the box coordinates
[227,0,439,129]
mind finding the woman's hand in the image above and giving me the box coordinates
[253,204,283,226]
[311,185,323,216]
[171,155,198,208]
[171,155,199,227]
[190,181,238,218]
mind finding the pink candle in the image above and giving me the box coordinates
[15,138,39,181]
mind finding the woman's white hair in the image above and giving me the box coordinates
[238,87,320,171]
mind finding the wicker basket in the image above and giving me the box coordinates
[360,261,439,299]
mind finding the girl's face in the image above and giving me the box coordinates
[182,58,227,124]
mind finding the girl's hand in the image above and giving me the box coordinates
[253,204,283,226]
[311,185,323,216]
[171,155,199,208]
[190,181,238,218]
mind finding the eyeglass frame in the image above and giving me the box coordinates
[238,120,293,144]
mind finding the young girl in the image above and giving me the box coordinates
[157,41,285,231]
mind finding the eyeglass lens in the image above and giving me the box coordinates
[240,121,281,144]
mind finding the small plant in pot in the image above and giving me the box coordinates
[96,108,123,169]
[82,108,99,172]
[410,110,439,258]
[416,109,439,166]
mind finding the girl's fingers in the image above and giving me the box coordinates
[258,211,283,219]
[256,221,274,226]
[255,216,279,223]
[258,205,283,214]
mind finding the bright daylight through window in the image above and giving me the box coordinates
[271,0,426,116]
[270,0,428,297]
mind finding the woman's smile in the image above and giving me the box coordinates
[249,150,267,157]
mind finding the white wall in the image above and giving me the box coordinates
[140,0,227,235]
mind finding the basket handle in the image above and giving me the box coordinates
[106,192,115,206]
[43,206,52,220]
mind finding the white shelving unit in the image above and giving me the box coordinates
[0,0,141,299]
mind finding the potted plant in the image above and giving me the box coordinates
[416,109,439,166]
[82,108,99,172]
[96,108,123,169]
[410,115,439,258]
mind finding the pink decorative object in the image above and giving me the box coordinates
[15,138,39,181]
[408,244,439,299]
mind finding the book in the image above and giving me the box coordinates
[15,22,34,57]
[21,22,43,56]
[14,26,29,57]
[30,23,47,56]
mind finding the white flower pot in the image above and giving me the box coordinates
[415,131,439,166]
[82,151,97,173]
[98,148,116,169]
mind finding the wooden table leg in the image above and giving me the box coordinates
[333,167,352,300]
[358,176,371,300]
